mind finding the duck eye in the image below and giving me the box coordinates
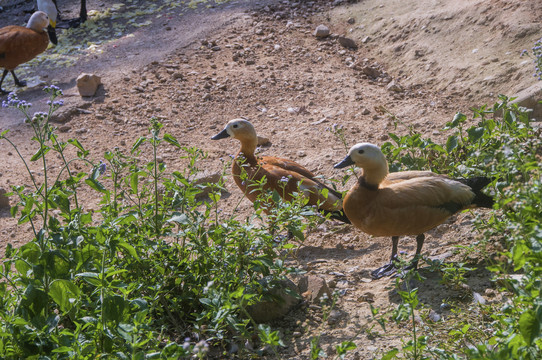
[358,149,364,154]
[233,124,238,128]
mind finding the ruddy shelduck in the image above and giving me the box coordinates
[212,118,349,222]
[0,11,50,94]
[334,142,493,278]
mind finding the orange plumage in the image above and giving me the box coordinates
[335,142,493,278]
[212,119,347,221]
[0,11,50,94]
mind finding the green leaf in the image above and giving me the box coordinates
[130,172,139,194]
[85,178,106,193]
[103,295,126,323]
[381,348,399,360]
[131,136,147,153]
[117,241,139,260]
[446,135,458,153]
[49,279,80,313]
[30,146,50,161]
[519,310,540,345]
[163,133,182,148]
[68,138,86,153]
[467,126,485,142]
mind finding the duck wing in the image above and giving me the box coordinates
[381,176,475,211]
[262,162,343,212]
[261,156,316,179]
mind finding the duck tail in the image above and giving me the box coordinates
[455,176,495,209]
[320,209,351,224]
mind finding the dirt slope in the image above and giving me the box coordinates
[0,0,540,358]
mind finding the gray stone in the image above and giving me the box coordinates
[76,73,102,97]
[338,36,357,49]
[193,172,222,199]
[428,309,441,322]
[512,83,542,120]
[0,188,9,209]
[246,277,301,323]
[386,80,404,92]
[314,25,330,38]
[361,65,382,78]
[257,135,271,146]
[298,275,331,303]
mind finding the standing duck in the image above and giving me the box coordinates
[334,142,493,278]
[212,118,349,222]
[0,11,51,94]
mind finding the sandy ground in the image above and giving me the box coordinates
[0,0,541,358]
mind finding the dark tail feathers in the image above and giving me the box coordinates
[455,176,495,209]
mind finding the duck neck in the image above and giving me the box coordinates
[238,136,258,164]
[361,163,388,189]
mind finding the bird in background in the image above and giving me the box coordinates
[0,11,51,94]
[37,0,88,44]
[212,118,350,223]
[334,142,494,278]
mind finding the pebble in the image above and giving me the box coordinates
[428,309,441,322]
[338,36,357,49]
[314,25,330,38]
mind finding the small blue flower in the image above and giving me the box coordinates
[98,161,107,175]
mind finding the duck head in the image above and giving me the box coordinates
[335,143,389,184]
[28,11,50,32]
[212,119,259,152]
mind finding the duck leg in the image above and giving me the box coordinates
[0,70,9,94]
[371,236,400,279]
[401,234,425,272]
[11,70,27,87]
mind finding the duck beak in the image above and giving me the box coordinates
[47,25,58,45]
[211,128,230,140]
[334,155,355,169]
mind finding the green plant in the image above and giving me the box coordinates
[373,95,542,359]
[0,88,324,358]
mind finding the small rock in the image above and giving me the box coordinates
[338,36,357,49]
[386,80,404,92]
[76,73,102,97]
[298,275,331,304]
[0,188,9,209]
[257,136,271,146]
[361,66,381,78]
[193,172,222,199]
[361,108,370,115]
[297,151,306,157]
[246,277,301,323]
[428,309,441,322]
[58,125,71,132]
[327,309,343,325]
[361,36,371,43]
[314,25,330,38]
[357,292,375,303]
[472,292,486,305]
[347,17,355,24]
[440,303,451,311]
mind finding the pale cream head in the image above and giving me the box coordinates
[27,11,50,32]
[347,143,387,168]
